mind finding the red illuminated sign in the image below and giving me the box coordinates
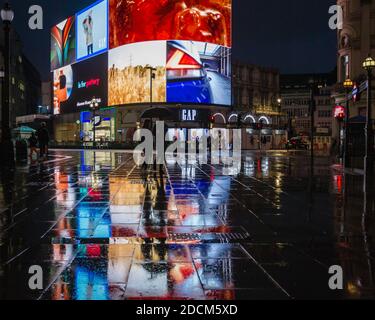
[78,78,101,89]
[334,105,345,120]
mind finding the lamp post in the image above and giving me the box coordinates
[76,120,81,144]
[308,80,316,174]
[362,54,375,224]
[146,67,156,107]
[362,55,375,185]
[307,79,316,195]
[0,2,14,166]
[343,78,353,169]
[277,98,282,129]
[90,97,99,148]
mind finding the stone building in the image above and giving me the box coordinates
[333,0,375,166]
[280,72,337,151]
[232,61,281,125]
[0,28,41,130]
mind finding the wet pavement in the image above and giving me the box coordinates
[0,150,374,300]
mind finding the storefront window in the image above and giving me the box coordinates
[81,109,116,143]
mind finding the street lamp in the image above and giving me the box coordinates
[146,67,156,107]
[308,79,316,193]
[0,2,14,166]
[277,98,282,128]
[343,78,353,168]
[362,54,375,220]
[362,55,375,184]
[90,97,99,148]
[1,3,14,22]
[76,120,81,143]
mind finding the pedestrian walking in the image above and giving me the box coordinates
[28,132,38,160]
[37,122,50,160]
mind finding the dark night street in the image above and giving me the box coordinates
[0,0,374,306]
[0,150,374,300]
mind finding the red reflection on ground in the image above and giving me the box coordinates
[88,188,102,201]
[86,244,101,257]
[109,0,232,48]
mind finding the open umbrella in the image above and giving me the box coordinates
[12,126,36,134]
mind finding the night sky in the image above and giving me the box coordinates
[10,0,337,81]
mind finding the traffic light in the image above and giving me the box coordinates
[334,105,345,121]
[209,115,215,124]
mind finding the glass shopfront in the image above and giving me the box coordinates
[81,108,116,143]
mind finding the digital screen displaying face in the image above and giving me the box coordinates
[53,65,73,115]
[109,0,231,49]
[51,16,76,71]
[76,0,108,61]
[51,0,232,112]
[53,53,108,115]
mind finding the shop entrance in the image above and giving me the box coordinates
[81,109,116,143]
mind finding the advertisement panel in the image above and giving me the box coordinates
[51,16,76,71]
[53,53,108,115]
[166,40,231,105]
[108,41,166,106]
[53,65,73,115]
[76,0,109,61]
[52,0,232,113]
[109,0,231,49]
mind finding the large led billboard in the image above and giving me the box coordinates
[108,41,167,105]
[166,40,231,105]
[76,0,108,61]
[51,0,232,115]
[109,0,231,49]
[53,53,108,115]
[51,16,76,70]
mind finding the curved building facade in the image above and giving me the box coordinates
[51,0,234,145]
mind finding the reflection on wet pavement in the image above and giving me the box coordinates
[0,150,374,300]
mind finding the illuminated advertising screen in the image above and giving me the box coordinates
[53,64,73,115]
[51,0,232,113]
[51,16,76,70]
[53,53,108,115]
[166,40,231,105]
[108,41,166,106]
[109,0,231,49]
[76,0,108,61]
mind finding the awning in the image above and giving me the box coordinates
[140,107,176,120]
[349,115,366,123]
[16,114,50,125]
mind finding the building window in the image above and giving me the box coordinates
[19,82,25,91]
[318,110,332,118]
[341,55,350,81]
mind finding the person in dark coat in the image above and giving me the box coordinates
[37,122,50,159]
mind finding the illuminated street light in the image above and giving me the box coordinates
[90,97,100,148]
[362,55,374,185]
[343,78,353,168]
[1,2,14,23]
[277,98,282,128]
[363,56,375,71]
